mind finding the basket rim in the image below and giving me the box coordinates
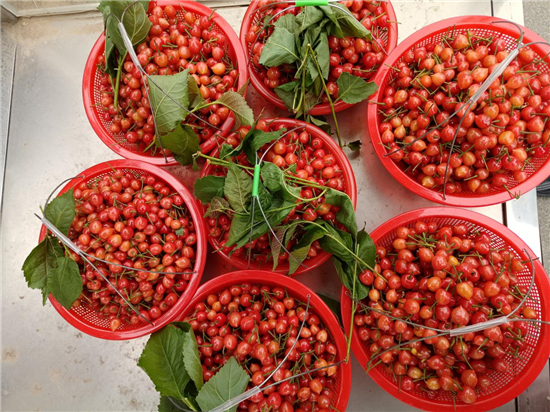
[38,159,207,340]
[340,207,550,411]
[239,0,399,115]
[198,117,358,275]
[366,15,550,207]
[177,269,353,411]
[82,0,249,166]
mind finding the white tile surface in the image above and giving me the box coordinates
[1,2,538,411]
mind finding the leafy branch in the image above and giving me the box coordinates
[22,190,82,308]
[258,6,379,147]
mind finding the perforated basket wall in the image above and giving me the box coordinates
[341,207,550,411]
[240,0,398,115]
[39,160,207,340]
[197,118,357,276]
[177,270,352,411]
[82,0,248,165]
[367,16,550,207]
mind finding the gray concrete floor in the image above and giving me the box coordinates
[523,1,550,273]
[523,1,550,41]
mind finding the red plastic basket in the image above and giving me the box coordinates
[240,0,398,115]
[178,270,352,411]
[199,117,358,275]
[82,0,249,166]
[38,160,207,340]
[340,207,550,411]
[367,16,550,207]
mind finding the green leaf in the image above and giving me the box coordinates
[158,396,187,412]
[159,124,199,166]
[217,124,272,162]
[187,75,203,109]
[301,22,326,57]
[46,256,82,310]
[276,80,299,93]
[45,189,76,236]
[303,92,320,113]
[237,79,250,97]
[21,236,65,304]
[103,1,151,55]
[333,257,368,301]
[274,13,297,34]
[216,91,254,127]
[288,225,327,275]
[196,357,249,412]
[238,198,295,249]
[225,213,251,248]
[98,3,117,77]
[357,229,376,271]
[274,85,298,112]
[322,4,371,39]
[260,162,300,201]
[204,197,230,218]
[181,324,203,390]
[259,26,299,67]
[310,116,332,135]
[347,140,362,151]
[219,143,235,161]
[308,32,330,81]
[336,72,378,105]
[318,293,342,324]
[271,221,301,271]
[271,226,287,271]
[158,391,200,412]
[243,129,284,164]
[138,325,190,400]
[228,197,295,250]
[149,71,189,134]
[318,222,354,261]
[194,176,225,204]
[296,6,324,33]
[255,183,273,218]
[225,162,253,213]
[260,162,285,192]
[324,189,357,236]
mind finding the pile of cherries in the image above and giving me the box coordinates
[355,219,537,404]
[245,0,390,103]
[377,31,550,195]
[186,283,340,412]
[67,170,198,331]
[97,4,239,155]
[205,121,348,265]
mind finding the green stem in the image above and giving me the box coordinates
[113,52,127,110]
[182,398,199,412]
[307,45,343,148]
[293,46,310,114]
[346,243,360,362]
